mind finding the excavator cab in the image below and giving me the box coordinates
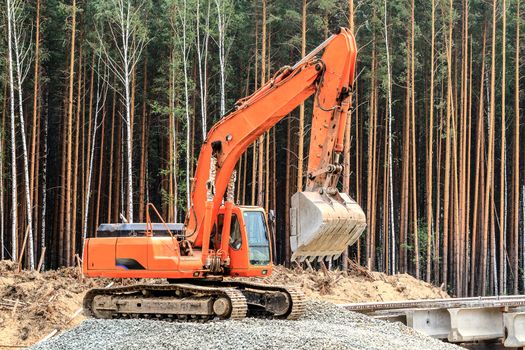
[215,206,273,277]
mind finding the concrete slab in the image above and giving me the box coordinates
[406,308,451,339]
[503,311,525,347]
[448,307,504,342]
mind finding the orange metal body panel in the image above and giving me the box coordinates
[83,206,273,279]
[83,236,203,278]
[116,237,149,270]
[85,238,116,270]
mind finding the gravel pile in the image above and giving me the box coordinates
[31,301,462,350]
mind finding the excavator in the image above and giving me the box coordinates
[82,27,366,321]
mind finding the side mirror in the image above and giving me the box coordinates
[268,210,276,223]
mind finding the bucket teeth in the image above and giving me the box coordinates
[290,191,366,262]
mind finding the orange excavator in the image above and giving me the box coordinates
[82,28,366,321]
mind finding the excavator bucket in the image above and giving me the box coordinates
[290,191,366,262]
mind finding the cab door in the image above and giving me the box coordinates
[228,208,272,277]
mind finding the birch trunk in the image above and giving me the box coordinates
[6,0,18,262]
[82,61,106,257]
[98,0,148,223]
[138,60,148,222]
[180,0,192,209]
[123,21,134,222]
[11,0,35,269]
[215,0,226,116]
[196,0,210,140]
[41,95,48,270]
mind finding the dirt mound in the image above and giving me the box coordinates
[0,261,108,348]
[0,260,448,348]
[242,263,449,304]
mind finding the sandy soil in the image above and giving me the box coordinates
[0,260,448,348]
[247,263,449,304]
[0,261,107,349]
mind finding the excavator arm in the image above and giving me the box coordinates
[186,28,365,262]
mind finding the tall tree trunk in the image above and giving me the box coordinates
[64,0,77,266]
[138,60,148,222]
[257,0,267,207]
[442,0,454,287]
[383,0,396,273]
[285,116,291,264]
[465,37,473,293]
[6,0,18,261]
[400,44,410,273]
[458,0,470,296]
[215,0,227,116]
[512,0,520,295]
[196,0,210,140]
[471,28,486,296]
[426,0,435,282]
[82,60,105,256]
[96,103,108,228]
[500,0,507,295]
[0,84,6,259]
[482,0,497,296]
[107,91,116,222]
[179,0,192,211]
[84,54,95,228]
[367,43,377,270]
[123,19,134,224]
[41,94,48,269]
[297,0,306,193]
[11,0,35,269]
[71,49,83,260]
[30,0,41,252]
[251,7,258,207]
[342,0,354,269]
[410,0,418,277]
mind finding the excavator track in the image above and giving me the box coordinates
[83,283,247,322]
[83,281,305,321]
[184,280,306,320]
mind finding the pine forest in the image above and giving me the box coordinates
[0,0,524,298]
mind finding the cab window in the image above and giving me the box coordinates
[212,214,241,250]
[243,211,271,265]
[229,215,242,250]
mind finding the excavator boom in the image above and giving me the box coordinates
[187,28,365,261]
